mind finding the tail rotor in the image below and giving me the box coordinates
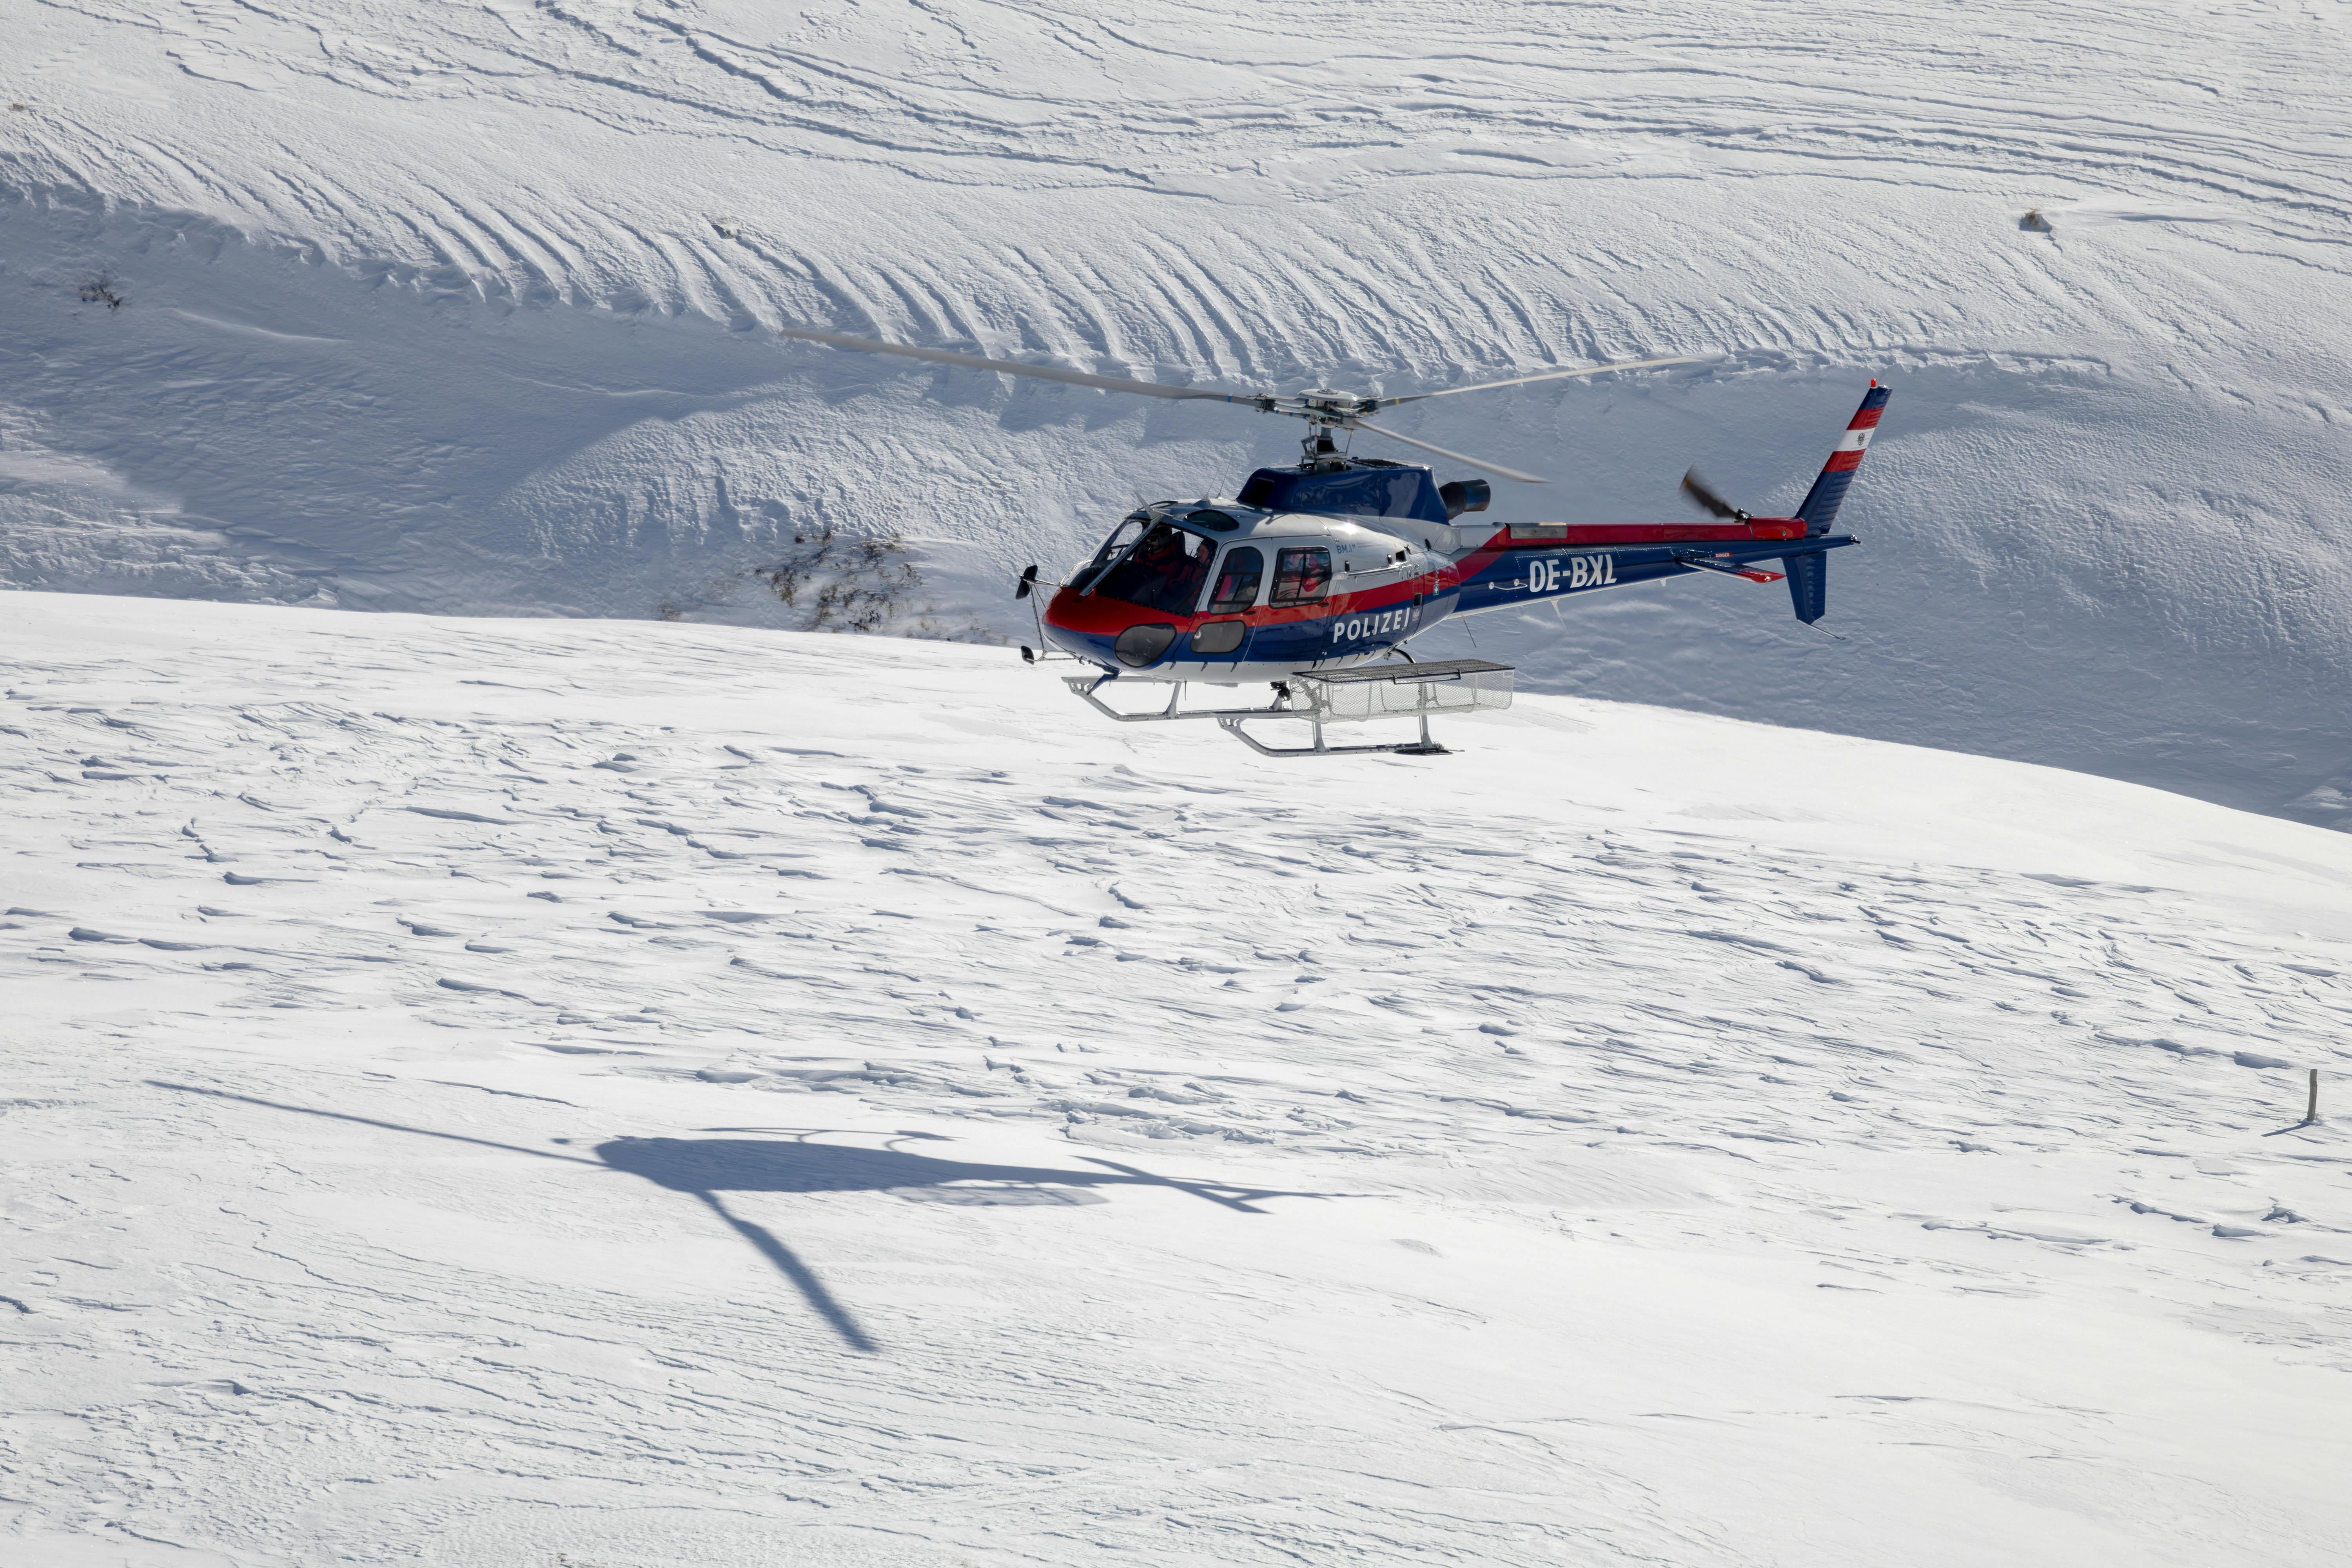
[1679,470,1751,523]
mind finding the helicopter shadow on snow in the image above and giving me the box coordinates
[591,1129,1325,1353]
[148,1083,1325,1357]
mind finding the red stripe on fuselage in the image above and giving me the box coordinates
[1821,449,1865,474]
[1050,507,1820,633]
[1848,407,1885,430]
[1044,578,1430,639]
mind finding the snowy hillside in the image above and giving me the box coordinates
[5,592,2352,1567]
[5,0,2352,825]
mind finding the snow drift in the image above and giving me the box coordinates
[4,592,2352,1566]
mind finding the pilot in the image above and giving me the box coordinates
[1128,524,1209,609]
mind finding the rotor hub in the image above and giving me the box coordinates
[1294,388,1375,424]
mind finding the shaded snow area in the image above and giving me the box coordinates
[5,1,2352,825]
[6,592,2352,1566]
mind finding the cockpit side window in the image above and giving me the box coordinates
[1207,546,1263,613]
[1270,546,1333,606]
[1091,522,1217,614]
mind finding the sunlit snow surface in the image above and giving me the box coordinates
[5,593,2352,1566]
[4,0,2352,822]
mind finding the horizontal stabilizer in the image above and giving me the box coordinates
[1674,552,1787,584]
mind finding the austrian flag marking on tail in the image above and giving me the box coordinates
[1825,420,1876,471]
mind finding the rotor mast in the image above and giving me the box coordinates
[1291,390,1374,470]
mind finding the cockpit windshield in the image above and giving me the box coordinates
[1088,513,1151,564]
[1080,520,1216,614]
[1068,513,1148,595]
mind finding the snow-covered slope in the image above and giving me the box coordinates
[5,1,2352,825]
[6,592,2352,1566]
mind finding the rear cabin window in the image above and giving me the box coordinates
[1270,546,1332,606]
[1091,522,1216,614]
[1208,547,1263,613]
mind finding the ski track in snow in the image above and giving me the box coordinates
[4,1,2352,826]
[5,593,2352,1564]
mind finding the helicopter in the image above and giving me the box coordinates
[771,321,1889,756]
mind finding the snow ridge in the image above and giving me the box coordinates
[7,2,2352,824]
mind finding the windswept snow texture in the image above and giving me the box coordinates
[4,1,2352,824]
[5,593,2352,1566]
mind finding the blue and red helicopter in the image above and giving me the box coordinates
[775,323,1889,755]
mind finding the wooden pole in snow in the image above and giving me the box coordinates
[2308,1068,2321,1124]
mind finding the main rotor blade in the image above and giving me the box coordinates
[1343,419,1550,484]
[772,323,1269,405]
[1378,354,1702,407]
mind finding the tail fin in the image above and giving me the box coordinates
[1794,381,1890,536]
[1781,381,1888,624]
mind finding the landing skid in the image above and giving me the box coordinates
[1218,712,1451,758]
[1063,658,1512,759]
